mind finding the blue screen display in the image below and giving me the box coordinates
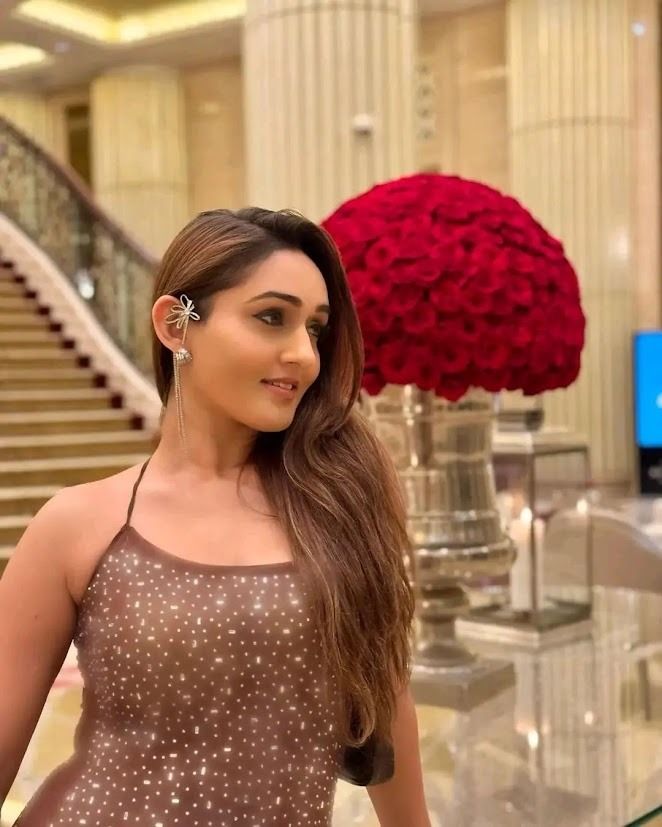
[634,331,662,447]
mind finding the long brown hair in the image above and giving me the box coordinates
[152,208,415,747]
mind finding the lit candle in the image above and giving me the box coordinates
[509,508,544,612]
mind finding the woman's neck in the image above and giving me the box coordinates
[154,398,257,479]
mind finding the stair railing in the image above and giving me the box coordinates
[0,115,158,376]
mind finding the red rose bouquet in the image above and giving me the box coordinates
[322,173,585,401]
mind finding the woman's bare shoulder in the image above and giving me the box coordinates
[38,463,145,603]
[52,463,142,523]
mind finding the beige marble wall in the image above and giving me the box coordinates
[631,0,660,331]
[0,91,52,150]
[508,0,635,486]
[181,10,510,217]
[417,3,508,192]
[91,65,189,256]
[184,59,246,216]
[244,0,417,222]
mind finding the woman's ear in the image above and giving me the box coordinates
[152,295,186,353]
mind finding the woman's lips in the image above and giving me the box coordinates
[261,380,297,400]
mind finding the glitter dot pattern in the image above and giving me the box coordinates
[14,459,344,826]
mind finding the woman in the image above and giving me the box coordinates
[0,208,430,826]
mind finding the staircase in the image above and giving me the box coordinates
[0,257,156,572]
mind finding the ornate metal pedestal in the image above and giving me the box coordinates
[360,385,516,708]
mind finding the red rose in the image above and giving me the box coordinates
[512,251,536,275]
[435,376,470,402]
[467,242,500,276]
[530,338,554,373]
[362,370,386,396]
[511,322,533,348]
[384,283,424,315]
[364,271,394,302]
[430,280,463,314]
[506,275,535,308]
[462,287,492,315]
[510,348,529,367]
[460,318,483,342]
[433,333,471,374]
[490,289,513,317]
[377,342,414,385]
[401,258,443,286]
[474,268,504,295]
[437,319,470,344]
[347,269,372,301]
[474,332,510,370]
[402,304,438,335]
[408,344,439,391]
[337,241,365,271]
[365,237,400,271]
[361,301,392,333]
[481,368,512,392]
[396,215,433,242]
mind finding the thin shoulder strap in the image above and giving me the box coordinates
[126,456,152,527]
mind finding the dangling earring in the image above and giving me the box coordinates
[165,294,200,453]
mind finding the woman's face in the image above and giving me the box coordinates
[160,248,330,434]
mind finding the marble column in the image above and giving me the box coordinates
[631,0,660,331]
[507,0,636,486]
[90,65,189,255]
[243,0,417,222]
[0,91,51,148]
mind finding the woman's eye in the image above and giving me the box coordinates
[257,309,283,326]
[255,307,327,340]
[309,322,328,339]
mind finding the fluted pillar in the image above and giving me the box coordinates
[0,92,51,148]
[243,0,417,222]
[507,0,635,485]
[632,0,660,331]
[91,66,189,255]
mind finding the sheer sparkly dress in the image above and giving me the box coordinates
[14,458,344,826]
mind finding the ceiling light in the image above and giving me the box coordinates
[0,42,48,72]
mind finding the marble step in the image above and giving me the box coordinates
[0,515,29,546]
[0,453,148,488]
[0,280,27,297]
[4,348,82,368]
[0,367,100,390]
[0,388,118,413]
[0,267,23,281]
[0,484,60,516]
[0,430,155,461]
[0,409,142,436]
[0,312,52,330]
[0,329,62,347]
[0,295,38,311]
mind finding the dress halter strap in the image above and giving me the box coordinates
[126,456,152,527]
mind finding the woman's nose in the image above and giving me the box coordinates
[282,326,318,368]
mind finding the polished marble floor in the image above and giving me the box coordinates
[2,588,661,827]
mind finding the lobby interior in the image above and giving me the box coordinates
[0,0,661,824]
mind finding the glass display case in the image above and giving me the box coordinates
[458,427,593,646]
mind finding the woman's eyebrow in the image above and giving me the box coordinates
[246,291,330,315]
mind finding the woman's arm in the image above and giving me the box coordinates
[367,683,432,827]
[0,490,78,806]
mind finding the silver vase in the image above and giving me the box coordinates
[360,385,516,707]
